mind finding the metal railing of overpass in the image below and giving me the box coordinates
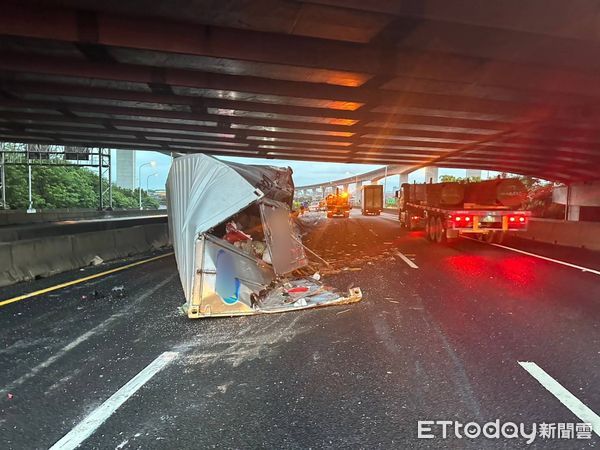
[294,164,441,195]
[296,165,410,191]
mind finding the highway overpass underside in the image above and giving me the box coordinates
[0,1,599,184]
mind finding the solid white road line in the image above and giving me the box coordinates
[464,237,600,276]
[50,351,179,450]
[519,361,600,437]
[396,251,419,269]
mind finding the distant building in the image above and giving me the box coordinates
[115,150,136,190]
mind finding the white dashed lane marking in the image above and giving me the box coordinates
[519,361,600,437]
[50,351,179,450]
[396,251,419,269]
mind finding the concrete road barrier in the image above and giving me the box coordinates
[70,229,120,266]
[0,243,14,285]
[144,223,171,249]
[9,235,73,283]
[0,223,170,288]
[510,218,600,251]
[113,226,151,257]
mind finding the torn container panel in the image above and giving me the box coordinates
[166,154,361,319]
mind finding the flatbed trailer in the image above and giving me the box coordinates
[397,180,531,243]
[400,203,531,243]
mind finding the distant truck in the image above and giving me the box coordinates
[326,188,351,218]
[396,178,531,243]
[361,185,383,216]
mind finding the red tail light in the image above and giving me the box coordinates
[509,216,516,222]
[519,217,525,223]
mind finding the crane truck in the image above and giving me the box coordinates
[326,188,351,218]
[397,178,531,244]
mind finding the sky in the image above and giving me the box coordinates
[122,150,497,192]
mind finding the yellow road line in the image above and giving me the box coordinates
[0,252,174,308]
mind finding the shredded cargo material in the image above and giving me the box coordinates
[166,154,362,319]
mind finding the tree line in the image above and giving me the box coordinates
[3,164,160,210]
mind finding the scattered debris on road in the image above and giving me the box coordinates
[89,255,103,266]
[111,285,126,298]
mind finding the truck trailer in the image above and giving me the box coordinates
[361,185,383,216]
[397,178,531,244]
[166,154,362,318]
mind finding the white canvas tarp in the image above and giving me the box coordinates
[166,154,264,302]
[166,154,362,319]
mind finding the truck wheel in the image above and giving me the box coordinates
[435,217,446,243]
[425,217,432,240]
[428,216,437,241]
[327,212,333,218]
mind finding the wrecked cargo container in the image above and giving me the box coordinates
[166,154,362,318]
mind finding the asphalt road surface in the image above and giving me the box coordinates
[1,212,599,449]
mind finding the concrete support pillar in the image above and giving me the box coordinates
[552,182,600,221]
[424,166,439,183]
[354,181,363,205]
[399,173,408,185]
[466,169,482,179]
[567,205,580,221]
[342,184,349,192]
